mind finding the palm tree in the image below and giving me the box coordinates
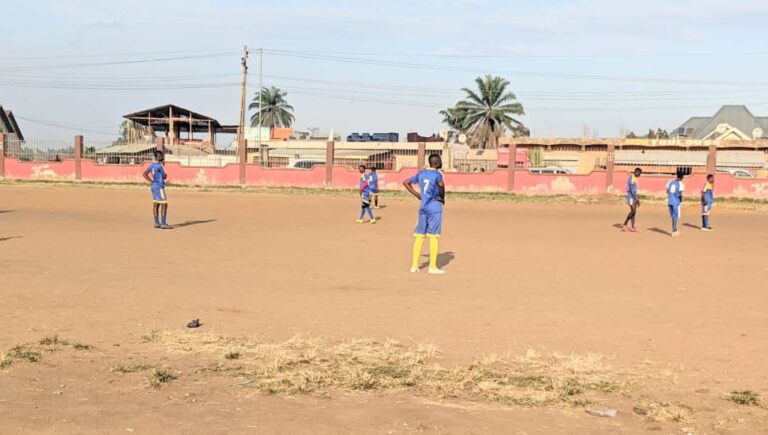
[249,86,295,128]
[441,75,526,149]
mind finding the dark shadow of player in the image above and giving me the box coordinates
[172,219,217,229]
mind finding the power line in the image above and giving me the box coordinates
[14,116,116,135]
[264,49,768,87]
[0,48,236,61]
[0,51,240,73]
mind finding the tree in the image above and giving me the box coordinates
[440,75,526,149]
[647,129,657,139]
[118,120,154,143]
[626,131,637,139]
[249,86,295,128]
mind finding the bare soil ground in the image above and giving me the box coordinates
[1,184,767,434]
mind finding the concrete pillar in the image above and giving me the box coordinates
[155,137,165,153]
[259,144,269,166]
[417,142,426,169]
[325,141,335,188]
[0,133,6,179]
[238,139,247,185]
[707,144,717,175]
[507,143,517,192]
[74,135,83,180]
[605,142,616,193]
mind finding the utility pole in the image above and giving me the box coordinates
[237,45,249,145]
[258,47,263,146]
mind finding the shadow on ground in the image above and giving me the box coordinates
[172,219,217,229]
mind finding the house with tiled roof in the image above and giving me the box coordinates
[673,105,768,141]
[0,105,24,140]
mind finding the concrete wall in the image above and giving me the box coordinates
[3,157,768,199]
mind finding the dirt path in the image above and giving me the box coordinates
[1,185,767,433]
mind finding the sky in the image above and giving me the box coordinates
[3,0,768,143]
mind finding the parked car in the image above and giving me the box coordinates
[288,159,326,169]
[528,166,573,175]
[719,168,756,178]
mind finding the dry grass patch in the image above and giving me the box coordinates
[145,331,632,406]
[633,400,693,423]
[728,390,762,407]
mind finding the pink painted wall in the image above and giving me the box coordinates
[3,158,768,199]
[4,158,76,180]
[612,170,768,199]
[245,164,326,188]
[514,170,607,195]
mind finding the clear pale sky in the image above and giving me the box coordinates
[3,0,768,141]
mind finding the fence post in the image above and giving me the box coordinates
[507,143,517,192]
[238,139,247,185]
[706,144,717,174]
[605,142,616,193]
[0,133,6,179]
[74,135,83,180]
[155,137,165,153]
[325,140,335,188]
[417,142,426,169]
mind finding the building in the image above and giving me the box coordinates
[673,105,768,141]
[0,105,24,140]
[123,104,237,148]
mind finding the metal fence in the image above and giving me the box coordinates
[4,138,75,162]
[614,149,708,176]
[85,139,156,165]
[257,147,326,168]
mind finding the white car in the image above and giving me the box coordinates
[528,166,573,175]
[288,159,326,169]
[720,168,755,178]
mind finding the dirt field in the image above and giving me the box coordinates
[1,183,767,434]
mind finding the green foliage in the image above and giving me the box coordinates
[440,75,527,149]
[249,86,295,128]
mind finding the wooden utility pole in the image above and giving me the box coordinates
[258,47,263,146]
[237,45,249,147]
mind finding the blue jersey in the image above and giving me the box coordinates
[702,182,714,204]
[626,175,638,197]
[359,173,368,192]
[367,173,379,192]
[148,162,166,188]
[408,169,443,214]
[666,179,684,206]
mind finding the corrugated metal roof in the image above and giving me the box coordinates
[95,143,156,154]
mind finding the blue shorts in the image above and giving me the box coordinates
[668,204,680,218]
[152,185,167,203]
[361,191,371,206]
[702,201,713,215]
[626,195,636,206]
[415,213,442,237]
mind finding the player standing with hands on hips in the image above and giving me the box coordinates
[404,154,446,274]
[143,150,171,229]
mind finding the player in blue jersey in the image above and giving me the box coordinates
[368,167,380,209]
[403,154,445,274]
[142,150,170,229]
[622,167,642,232]
[700,174,715,231]
[666,171,685,237]
[356,164,376,224]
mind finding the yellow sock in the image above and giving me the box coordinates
[411,235,425,269]
[428,236,439,269]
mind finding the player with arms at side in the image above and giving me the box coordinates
[403,154,446,274]
[622,167,642,232]
[700,174,715,231]
[142,150,171,229]
[356,164,376,224]
[666,170,685,237]
[368,167,381,209]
